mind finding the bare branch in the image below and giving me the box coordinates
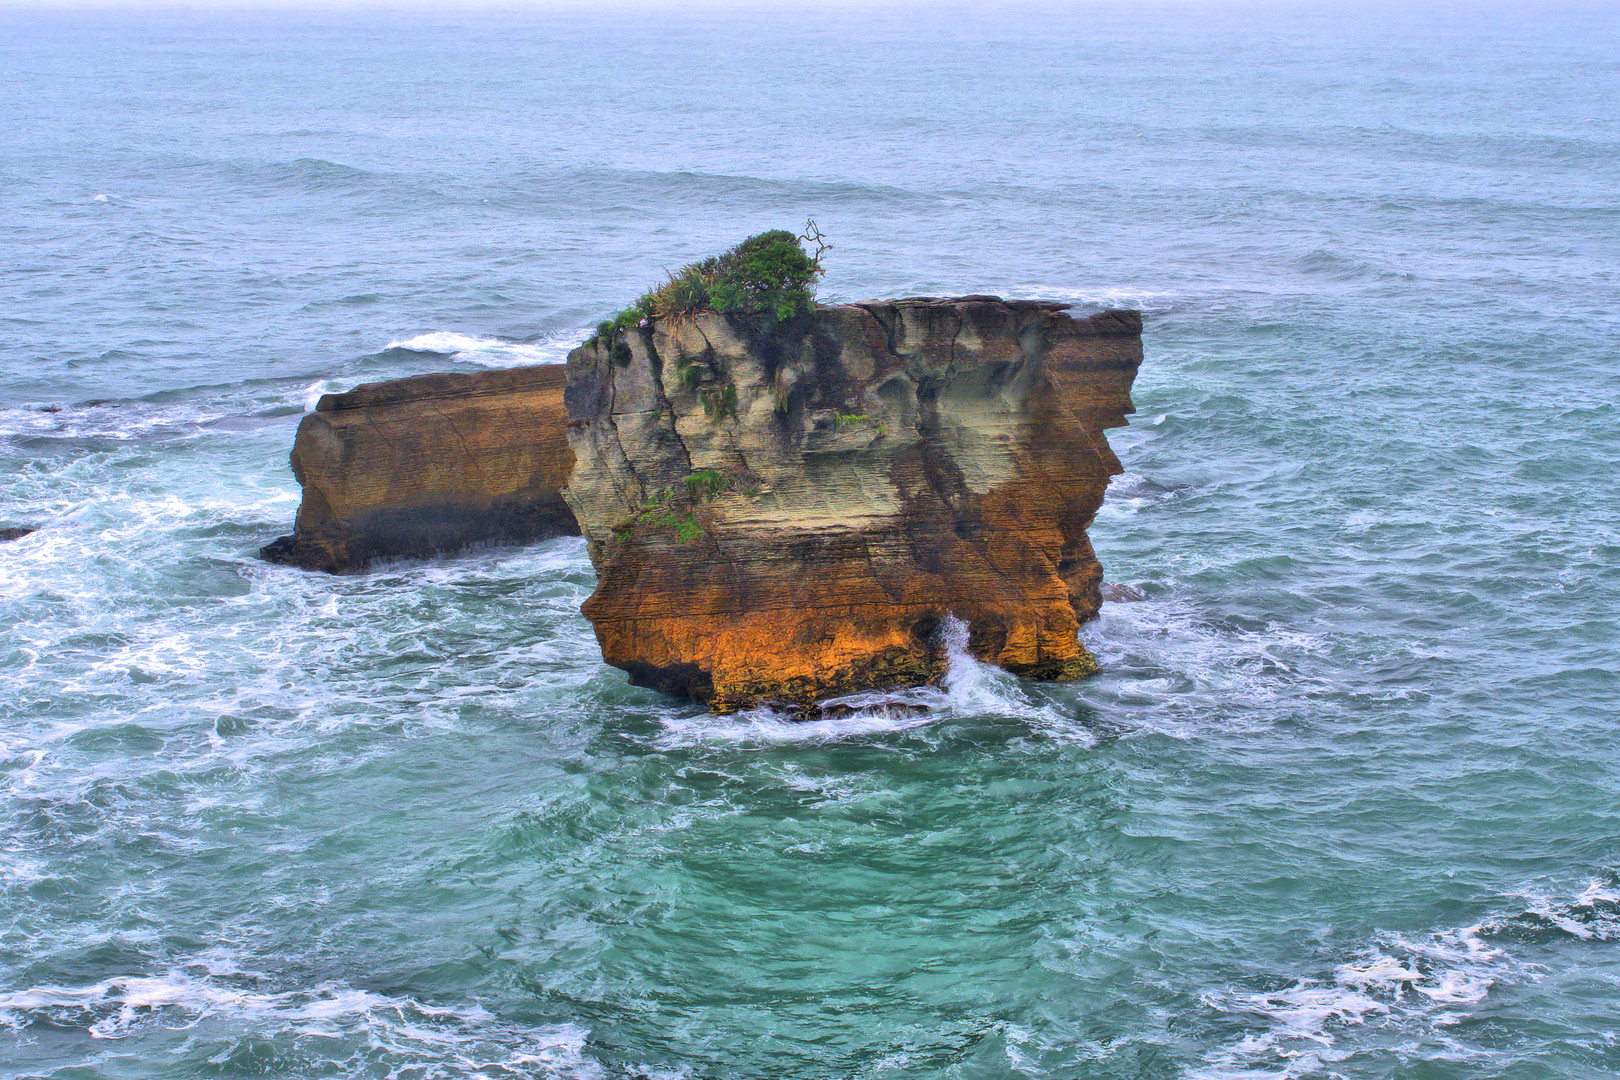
[800,218,831,268]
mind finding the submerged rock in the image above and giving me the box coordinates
[261,366,579,572]
[0,526,36,543]
[564,298,1141,710]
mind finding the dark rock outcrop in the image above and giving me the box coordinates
[262,366,578,572]
[0,527,35,543]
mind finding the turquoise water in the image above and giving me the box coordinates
[3,3,1619,1077]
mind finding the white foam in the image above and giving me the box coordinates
[1493,875,1620,941]
[1416,969,1494,1005]
[0,966,601,1076]
[1236,982,1390,1044]
[1194,879,1620,1078]
[655,703,943,749]
[0,401,225,442]
[1103,472,1179,512]
[652,615,1094,749]
[1197,978,1398,1080]
[0,849,48,889]
[1334,955,1424,990]
[1076,595,1332,741]
[0,376,318,441]
[1577,878,1620,907]
[0,505,599,798]
[385,330,586,368]
[936,615,1080,734]
[301,379,343,413]
[1002,285,1181,313]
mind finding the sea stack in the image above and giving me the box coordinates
[562,298,1141,710]
[264,297,1141,711]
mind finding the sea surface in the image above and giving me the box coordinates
[2,3,1618,1077]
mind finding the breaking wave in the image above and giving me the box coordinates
[384,331,586,368]
[1196,875,1620,1078]
[0,961,602,1078]
[650,616,1097,749]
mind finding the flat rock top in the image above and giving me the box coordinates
[843,298,1141,335]
[856,295,1073,311]
[316,363,567,412]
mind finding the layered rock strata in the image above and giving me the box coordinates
[564,298,1141,710]
[262,365,578,572]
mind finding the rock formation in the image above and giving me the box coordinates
[264,298,1142,711]
[563,298,1141,710]
[261,365,578,572]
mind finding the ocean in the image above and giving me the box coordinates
[2,3,1618,1077]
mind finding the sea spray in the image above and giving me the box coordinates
[384,331,585,368]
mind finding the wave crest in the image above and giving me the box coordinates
[384,330,584,368]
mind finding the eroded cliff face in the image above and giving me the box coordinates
[262,365,578,572]
[564,298,1141,711]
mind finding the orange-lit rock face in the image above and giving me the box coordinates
[564,299,1141,711]
[262,366,578,572]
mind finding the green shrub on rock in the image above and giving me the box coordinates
[683,470,728,500]
[592,222,828,339]
[706,230,821,324]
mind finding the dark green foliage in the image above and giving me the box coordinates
[707,230,820,324]
[611,340,633,368]
[591,223,827,339]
